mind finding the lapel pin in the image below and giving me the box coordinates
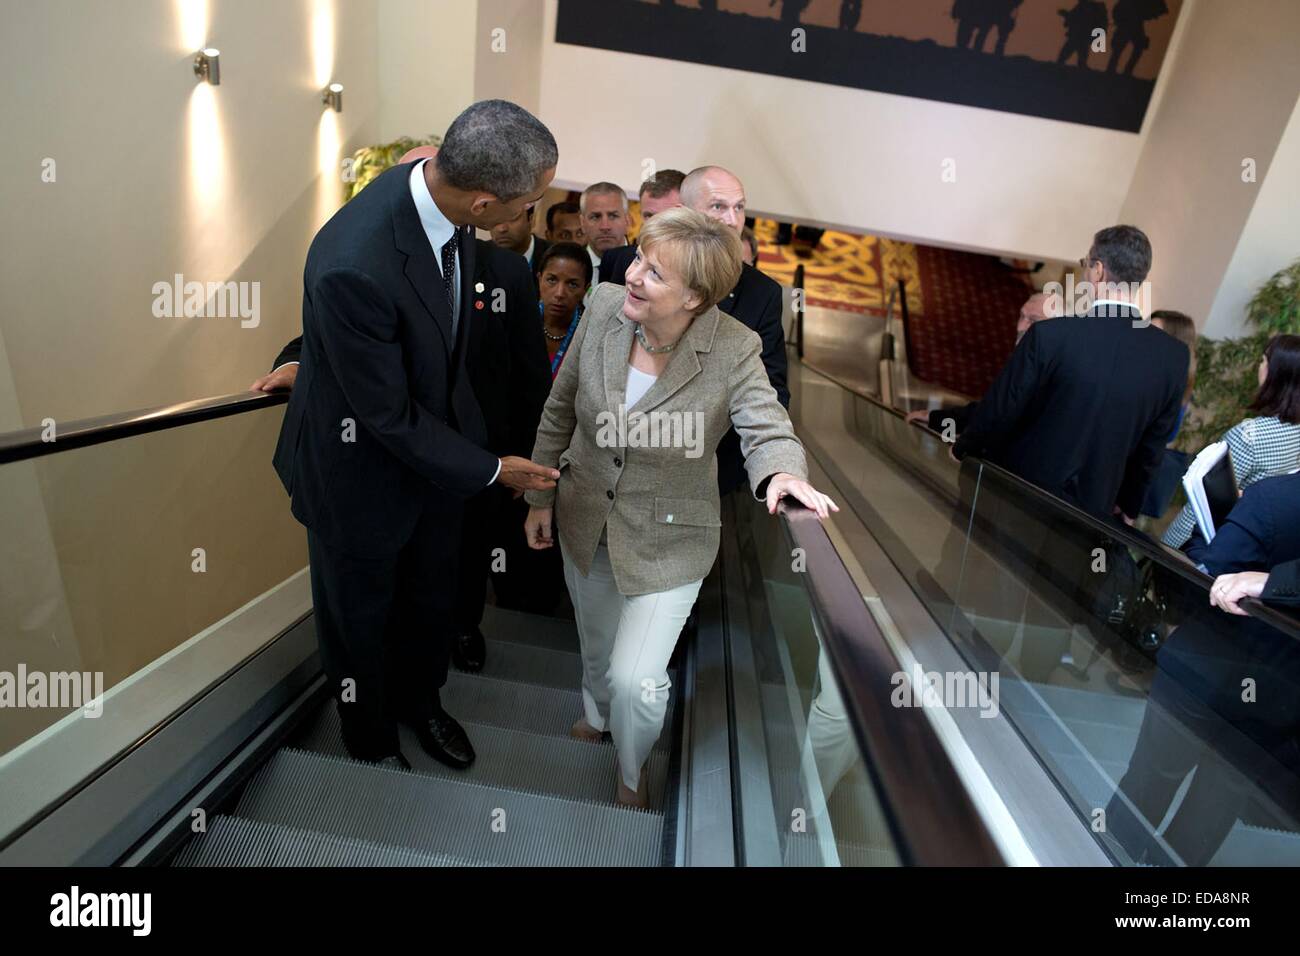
[475,281,485,293]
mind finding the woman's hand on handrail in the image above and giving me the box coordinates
[765,473,839,520]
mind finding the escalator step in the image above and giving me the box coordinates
[294,703,671,811]
[172,815,486,867]
[235,748,663,867]
[466,635,584,690]
[481,605,581,653]
[440,671,672,752]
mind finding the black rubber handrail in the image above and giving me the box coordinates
[0,390,289,465]
[777,500,1007,866]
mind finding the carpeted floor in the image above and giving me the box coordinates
[749,218,1031,399]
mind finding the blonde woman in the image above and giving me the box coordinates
[524,207,837,807]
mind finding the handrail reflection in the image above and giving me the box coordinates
[777,499,1006,865]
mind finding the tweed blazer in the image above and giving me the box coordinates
[526,282,807,595]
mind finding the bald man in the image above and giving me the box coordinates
[906,291,1051,436]
[597,165,789,495]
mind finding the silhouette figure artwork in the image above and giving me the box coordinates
[952,0,1024,56]
[1109,0,1169,74]
[839,0,863,32]
[558,0,1185,132]
[1057,0,1108,67]
[769,0,811,26]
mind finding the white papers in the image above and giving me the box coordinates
[1182,440,1228,542]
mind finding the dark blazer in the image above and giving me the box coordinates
[953,304,1188,519]
[272,238,550,460]
[598,244,789,492]
[529,236,552,275]
[272,162,500,558]
[1186,473,1300,578]
[1264,559,1300,607]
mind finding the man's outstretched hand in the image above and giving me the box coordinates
[498,456,560,493]
[251,364,298,392]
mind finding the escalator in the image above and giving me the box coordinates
[0,386,1000,868]
[173,607,673,867]
[6,346,1293,868]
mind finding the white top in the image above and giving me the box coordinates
[625,365,658,408]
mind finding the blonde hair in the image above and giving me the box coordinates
[637,207,743,315]
[1152,310,1198,403]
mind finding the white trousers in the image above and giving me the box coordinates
[562,543,703,791]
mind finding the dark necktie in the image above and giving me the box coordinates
[441,233,458,336]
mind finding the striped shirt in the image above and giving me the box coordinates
[1162,416,1300,548]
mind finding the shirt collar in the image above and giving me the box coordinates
[524,235,535,264]
[588,245,601,268]
[409,159,457,257]
[1092,298,1142,316]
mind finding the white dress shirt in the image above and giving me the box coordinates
[409,159,461,331]
[523,235,536,267]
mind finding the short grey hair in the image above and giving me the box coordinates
[436,100,558,202]
[580,181,628,214]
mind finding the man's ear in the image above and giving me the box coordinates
[468,193,498,218]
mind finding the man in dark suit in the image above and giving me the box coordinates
[261,234,552,675]
[490,205,550,275]
[952,225,1187,680]
[953,225,1187,521]
[271,100,560,770]
[600,165,789,494]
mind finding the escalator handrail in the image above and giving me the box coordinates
[0,390,289,465]
[777,500,1008,866]
[803,365,1300,639]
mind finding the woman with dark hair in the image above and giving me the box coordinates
[535,240,592,379]
[1163,334,1300,549]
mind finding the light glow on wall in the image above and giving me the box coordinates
[311,0,335,90]
[177,0,209,55]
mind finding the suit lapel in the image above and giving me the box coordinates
[391,162,454,356]
[603,312,633,413]
[628,306,721,414]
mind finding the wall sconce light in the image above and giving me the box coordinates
[194,48,221,85]
[322,82,344,112]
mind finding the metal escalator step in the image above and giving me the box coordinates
[294,703,670,811]
[172,814,485,867]
[481,605,581,653]
[235,748,663,867]
[441,671,672,752]
[464,636,583,690]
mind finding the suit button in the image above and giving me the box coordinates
[614,457,622,467]
[606,490,615,500]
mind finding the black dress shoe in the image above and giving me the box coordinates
[405,709,476,769]
[451,625,487,672]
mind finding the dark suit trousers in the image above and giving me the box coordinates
[456,486,565,628]
[308,495,462,758]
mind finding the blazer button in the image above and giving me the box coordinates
[606,490,615,500]
[614,457,622,467]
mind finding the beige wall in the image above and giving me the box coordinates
[0,0,382,424]
[0,0,386,749]
[1119,0,1300,339]
[378,0,478,142]
[1203,93,1300,339]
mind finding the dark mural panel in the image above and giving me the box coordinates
[555,0,1183,132]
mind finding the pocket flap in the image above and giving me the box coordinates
[654,497,720,527]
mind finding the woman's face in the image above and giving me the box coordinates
[622,243,702,326]
[1259,353,1269,387]
[538,257,587,323]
